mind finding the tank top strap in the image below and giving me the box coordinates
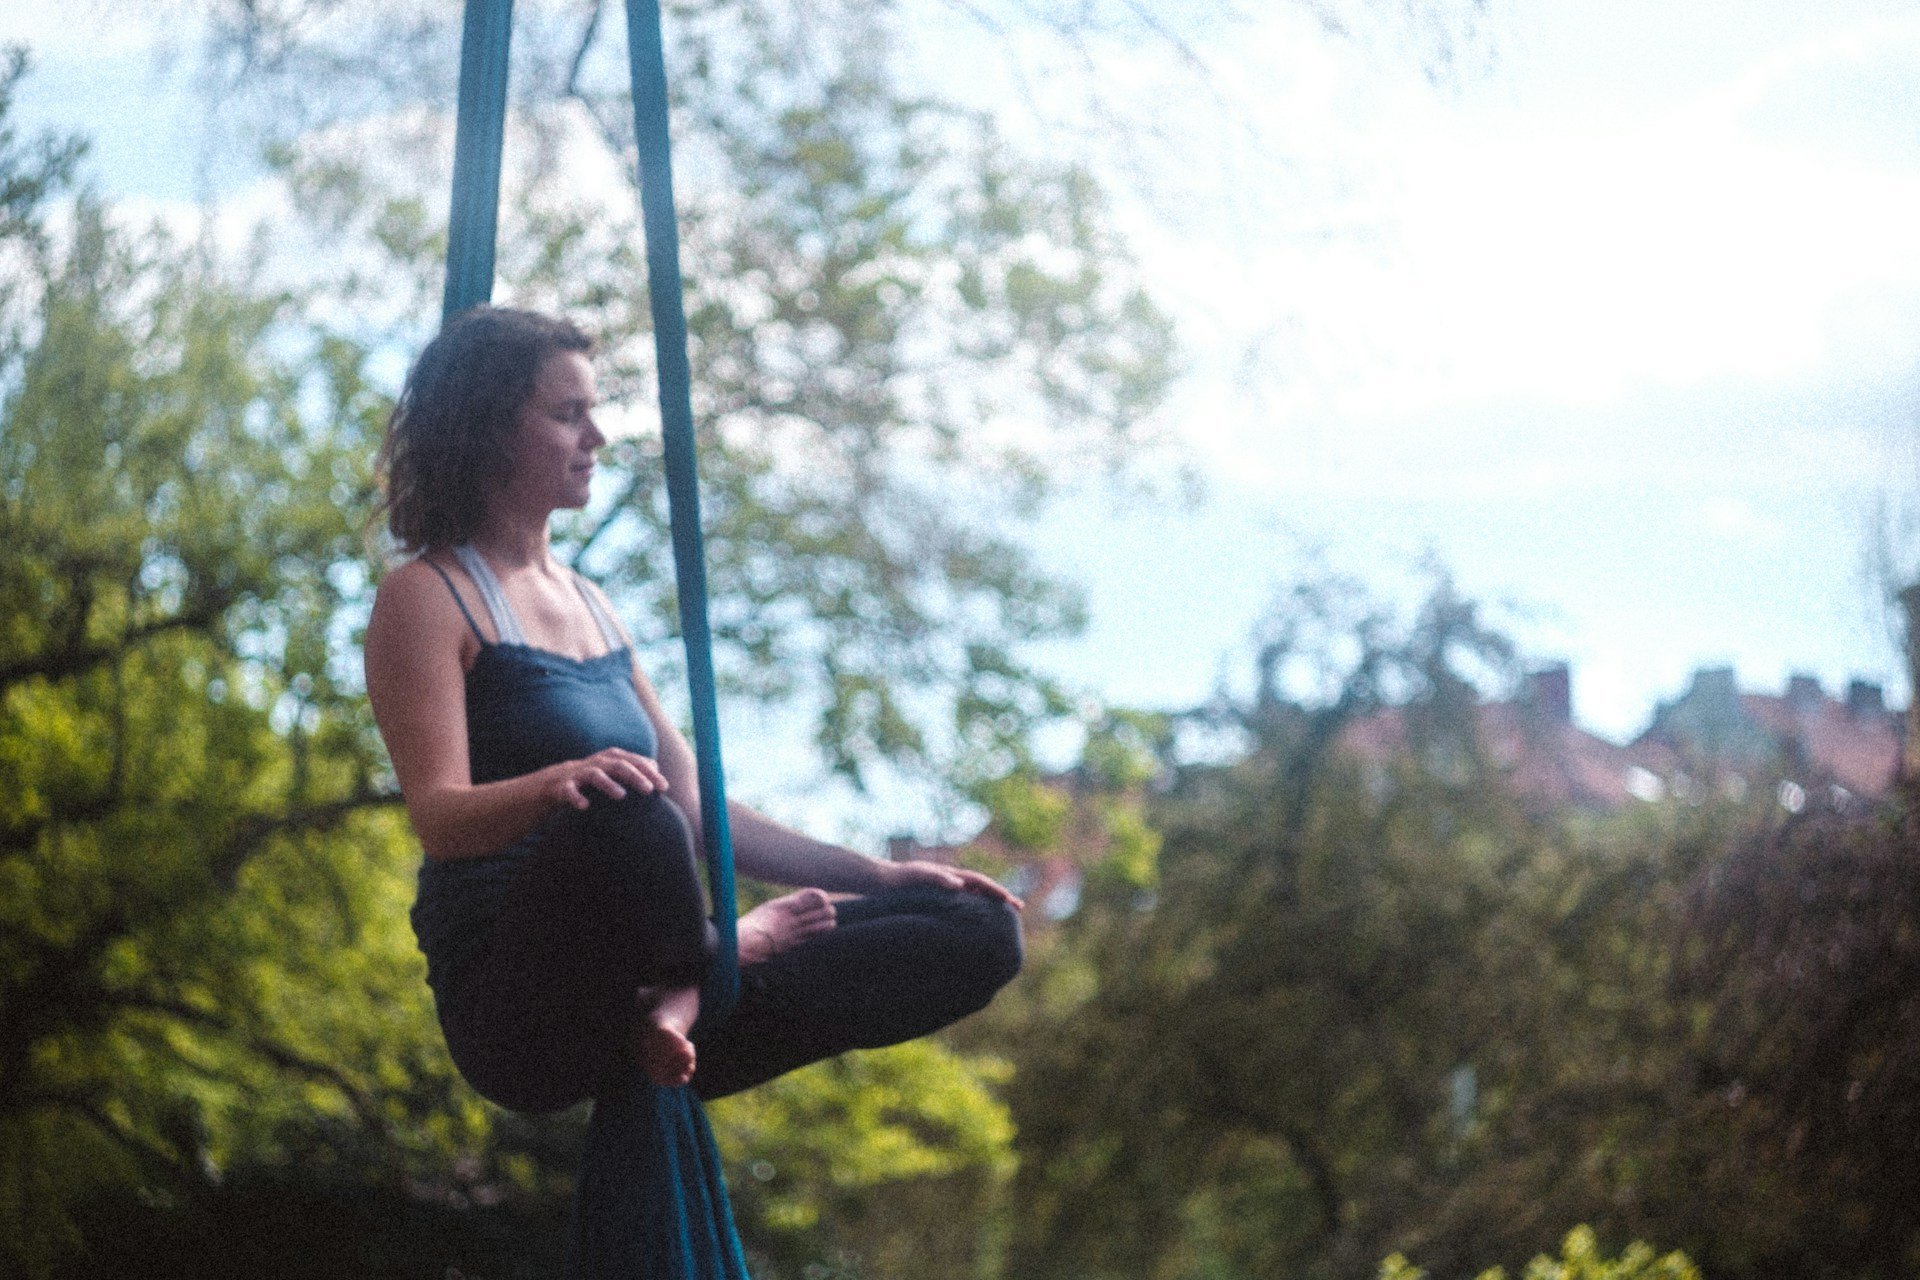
[570,572,627,652]
[450,544,528,646]
[422,558,487,643]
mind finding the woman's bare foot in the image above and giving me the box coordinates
[737,888,837,965]
[634,986,699,1088]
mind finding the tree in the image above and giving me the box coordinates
[7,0,1503,1267]
[1673,788,1920,1278]
[978,574,1787,1280]
[976,563,1920,1280]
[174,0,1178,1267]
[985,574,1570,1280]
[0,54,456,1273]
[711,1039,1017,1280]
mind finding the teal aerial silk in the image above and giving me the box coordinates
[442,2,747,1274]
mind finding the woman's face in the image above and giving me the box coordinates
[500,350,603,515]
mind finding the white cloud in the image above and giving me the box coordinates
[1085,2,1920,501]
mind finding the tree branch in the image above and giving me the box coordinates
[573,466,648,567]
[0,792,122,859]
[1277,1121,1345,1243]
[33,1089,185,1176]
[0,597,233,696]
[209,786,405,890]
[112,991,389,1134]
[0,789,402,1107]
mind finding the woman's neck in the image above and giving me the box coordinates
[467,511,553,572]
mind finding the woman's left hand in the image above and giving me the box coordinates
[880,859,1024,910]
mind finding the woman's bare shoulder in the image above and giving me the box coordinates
[374,554,446,611]
[369,554,480,649]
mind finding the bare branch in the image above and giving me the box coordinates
[564,0,608,99]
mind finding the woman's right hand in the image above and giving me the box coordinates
[542,748,671,811]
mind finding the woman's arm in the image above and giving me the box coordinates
[365,558,668,862]
[727,804,1023,906]
[722,803,899,893]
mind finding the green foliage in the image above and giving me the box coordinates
[976,575,1761,1280]
[0,47,84,251]
[1667,793,1920,1277]
[973,771,1073,852]
[19,4,1918,1276]
[712,1040,1016,1279]
[1513,1229,1700,1280]
[972,568,1920,1280]
[964,707,1168,906]
[1080,708,1171,791]
[0,91,474,1275]
[1084,794,1159,893]
[1382,1226,1702,1280]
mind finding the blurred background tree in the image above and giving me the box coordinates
[0,49,449,1274]
[976,571,1920,1280]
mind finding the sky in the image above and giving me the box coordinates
[7,0,1918,836]
[918,0,1920,740]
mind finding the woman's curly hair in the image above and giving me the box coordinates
[379,306,595,550]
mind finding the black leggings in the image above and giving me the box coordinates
[435,791,1023,1114]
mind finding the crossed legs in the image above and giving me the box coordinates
[433,790,1024,1115]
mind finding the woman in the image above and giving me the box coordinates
[364,305,1022,1113]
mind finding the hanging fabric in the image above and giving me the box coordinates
[441,0,749,1273]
